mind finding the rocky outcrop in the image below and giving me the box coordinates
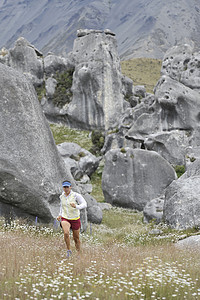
[1,32,200,230]
[84,194,103,224]
[163,159,200,229]
[0,63,77,223]
[154,75,200,131]
[67,29,125,130]
[175,235,200,251]
[1,31,128,131]
[0,37,43,87]
[103,45,200,166]
[57,142,100,179]
[102,148,176,211]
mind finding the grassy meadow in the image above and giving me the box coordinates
[1,58,200,299]
[120,58,162,93]
[1,209,200,300]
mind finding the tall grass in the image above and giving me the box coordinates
[1,210,200,300]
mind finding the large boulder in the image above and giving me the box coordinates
[144,130,189,165]
[154,75,200,131]
[43,53,74,77]
[180,52,200,91]
[163,159,200,229]
[66,29,125,130]
[161,44,194,81]
[84,194,103,224]
[102,148,176,211]
[0,37,44,86]
[0,63,75,223]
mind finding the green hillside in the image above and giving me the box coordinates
[121,57,162,93]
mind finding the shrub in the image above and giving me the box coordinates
[173,165,186,178]
[89,130,105,156]
[52,69,74,107]
[35,82,46,101]
[120,147,126,153]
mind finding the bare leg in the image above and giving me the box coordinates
[72,229,81,251]
[61,221,71,250]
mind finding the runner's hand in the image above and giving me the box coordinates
[57,215,61,221]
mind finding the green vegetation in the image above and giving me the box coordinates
[52,69,74,107]
[120,147,126,153]
[173,165,186,178]
[89,130,105,156]
[35,82,46,101]
[90,165,104,202]
[121,57,162,93]
[50,124,93,150]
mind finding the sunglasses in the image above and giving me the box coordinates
[63,186,71,188]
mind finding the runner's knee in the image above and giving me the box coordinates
[64,231,70,238]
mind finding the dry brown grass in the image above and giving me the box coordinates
[121,57,162,93]
[1,218,200,299]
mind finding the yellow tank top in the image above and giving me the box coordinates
[60,191,80,220]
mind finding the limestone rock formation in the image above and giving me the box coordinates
[175,235,200,251]
[0,63,74,223]
[154,75,200,131]
[67,29,125,130]
[1,31,127,131]
[0,37,43,87]
[57,142,100,180]
[103,44,200,170]
[102,148,176,211]
[163,159,200,229]
[84,194,103,224]
[143,196,165,224]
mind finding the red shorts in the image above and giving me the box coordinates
[61,217,81,230]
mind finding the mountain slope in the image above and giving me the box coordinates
[0,0,200,59]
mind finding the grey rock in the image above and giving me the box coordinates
[76,183,93,195]
[155,75,200,131]
[102,148,176,211]
[143,196,165,224]
[175,235,200,251]
[163,159,200,229]
[121,75,134,100]
[144,130,189,165]
[134,85,146,99]
[98,202,112,210]
[84,194,103,224]
[0,63,73,223]
[57,142,100,177]
[44,53,75,77]
[180,52,200,91]
[161,44,194,81]
[2,37,44,87]
[67,30,125,130]
[126,101,161,137]
[149,229,163,235]
[77,29,103,37]
[129,96,139,108]
[45,77,57,97]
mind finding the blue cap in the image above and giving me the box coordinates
[62,181,71,187]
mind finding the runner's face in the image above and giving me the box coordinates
[63,186,71,195]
